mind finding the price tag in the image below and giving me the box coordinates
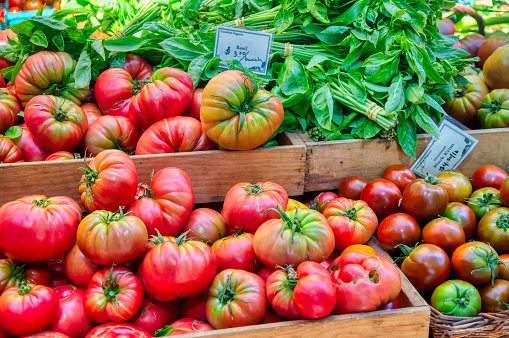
[213,26,273,75]
[411,118,479,177]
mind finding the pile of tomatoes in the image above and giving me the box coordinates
[5,0,59,13]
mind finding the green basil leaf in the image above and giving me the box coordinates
[397,114,417,158]
[65,27,86,44]
[363,50,400,68]
[31,16,68,30]
[187,54,211,89]
[274,7,294,34]
[52,33,65,51]
[337,0,369,25]
[91,40,106,61]
[10,54,28,84]
[406,84,425,104]
[183,0,204,24]
[1,66,14,82]
[278,56,309,96]
[104,37,148,52]
[424,94,447,116]
[385,74,404,114]
[414,106,440,139]
[306,54,329,70]
[29,29,48,48]
[310,1,329,23]
[363,117,382,138]
[312,84,334,131]
[74,50,91,89]
[10,21,35,36]
[110,54,126,69]
[2,126,22,140]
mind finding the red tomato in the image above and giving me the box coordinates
[8,0,22,7]
[443,202,478,240]
[47,285,94,338]
[402,176,449,225]
[129,298,180,335]
[500,177,509,207]
[85,267,144,323]
[11,124,51,161]
[95,54,153,118]
[421,218,466,256]
[256,266,275,283]
[467,187,504,220]
[212,231,262,273]
[45,257,67,288]
[63,244,102,289]
[7,7,21,13]
[307,192,339,213]
[0,259,50,294]
[471,165,508,191]
[360,179,402,220]
[0,284,58,336]
[330,252,401,314]
[451,241,501,286]
[0,89,21,135]
[221,182,288,234]
[262,313,283,324]
[138,233,217,301]
[323,197,378,250]
[181,293,207,323]
[0,195,81,262]
[78,149,138,212]
[338,176,367,200]
[129,167,194,237]
[45,151,75,161]
[85,323,151,338]
[382,165,416,193]
[499,254,509,281]
[437,18,455,35]
[376,213,421,254]
[20,332,70,338]
[129,67,193,129]
[182,88,203,121]
[23,0,43,10]
[81,103,103,127]
[478,36,509,69]
[478,279,509,313]
[266,262,336,319]
[0,137,23,163]
[135,116,217,155]
[77,209,148,266]
[156,318,213,336]
[436,171,472,203]
[206,269,267,329]
[180,208,228,245]
[477,207,509,254]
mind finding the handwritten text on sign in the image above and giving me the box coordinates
[214,26,272,75]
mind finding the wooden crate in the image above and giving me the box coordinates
[0,132,306,207]
[301,128,509,192]
[183,238,430,338]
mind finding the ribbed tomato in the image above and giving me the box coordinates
[0,136,23,163]
[11,124,51,161]
[0,89,21,134]
[63,244,103,289]
[182,88,203,121]
[45,151,75,161]
[478,89,509,129]
[211,231,262,273]
[81,103,104,127]
[477,207,509,254]
[129,297,180,336]
[0,259,50,294]
[180,208,228,245]
[85,323,151,338]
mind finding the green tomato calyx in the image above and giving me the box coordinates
[103,207,131,224]
[149,229,168,246]
[424,175,442,185]
[471,243,504,286]
[176,230,192,246]
[496,211,509,231]
[266,205,304,243]
[17,282,33,296]
[102,266,124,305]
[442,281,472,315]
[393,243,420,265]
[242,183,265,195]
[481,100,502,115]
[138,170,156,200]
[154,325,192,336]
[467,193,503,209]
[77,156,99,202]
[275,265,299,291]
[217,273,249,319]
[32,198,49,208]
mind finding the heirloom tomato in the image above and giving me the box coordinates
[460,33,486,58]
[376,213,421,254]
[45,151,75,161]
[0,259,50,294]
[266,262,336,319]
[221,181,288,234]
[484,45,509,89]
[443,202,478,239]
[129,167,194,236]
[431,280,481,317]
[382,165,415,193]
[307,192,339,213]
[286,198,308,212]
[436,171,472,203]
[78,149,138,212]
[182,88,203,121]
[45,257,67,288]
[181,293,207,322]
[471,165,508,190]
[181,208,228,245]
[451,241,502,286]
[85,323,151,338]
[130,297,180,335]
[201,70,284,150]
[360,179,402,220]
[477,89,509,129]
[206,269,266,329]
[212,231,262,273]
[338,176,367,200]
[82,103,103,126]
[156,318,213,336]
[129,68,193,129]
[421,218,466,256]
[330,252,401,314]
[502,177,509,206]
[21,332,70,338]
[95,54,152,118]
[262,313,283,324]
[256,266,275,283]
[478,36,509,68]
[437,18,455,35]
[77,209,148,266]
[499,254,509,280]
[402,176,449,224]
[477,207,509,254]
[63,244,102,288]
[467,187,504,220]
[11,124,51,161]
[340,244,377,256]
[253,207,334,268]
[15,51,89,106]
[135,116,217,155]
[0,284,58,336]
[478,279,509,312]
[0,89,21,134]
[323,197,378,250]
[0,136,23,163]
[138,233,217,301]
[24,0,43,10]
[0,195,81,262]
[7,6,21,12]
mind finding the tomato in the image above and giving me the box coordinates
[360,179,402,221]
[460,34,486,58]
[11,124,51,161]
[129,167,194,237]
[253,208,334,269]
[478,36,509,69]
[402,176,449,225]
[206,269,266,329]
[484,45,509,89]
[0,89,21,135]
[156,318,213,336]
[502,177,509,207]
[467,187,504,220]
[83,115,142,156]
[472,165,509,191]
[45,257,67,288]
[307,192,339,213]
[286,198,308,212]
[0,137,23,163]
[82,103,103,127]
[53,0,59,9]
[398,244,451,293]
[85,267,144,323]
[443,75,489,129]
[477,207,509,254]
[7,6,21,12]
[201,70,284,150]
[78,149,138,212]
[95,54,152,118]
[44,151,75,161]
[443,202,477,240]
[478,279,509,312]
[21,332,70,338]
[0,195,81,262]
[330,252,401,314]
[376,213,421,254]
[85,323,151,338]
[129,67,193,129]
[338,176,368,200]
[0,284,58,336]
[134,116,217,155]
[211,231,261,273]
[15,51,89,107]
[47,285,94,338]
[499,254,509,281]
[138,233,217,301]
[77,209,148,266]
[24,0,43,10]
[181,293,207,322]
[24,95,88,152]
[266,262,335,319]
[436,171,472,203]
[180,208,228,245]
[437,18,455,35]
[256,266,275,283]
[459,66,483,77]
[478,89,509,129]
[262,313,283,324]
[8,0,22,7]
[222,182,288,234]
[341,244,377,256]
[431,280,481,317]
[421,218,465,256]
[63,244,102,289]
[182,88,203,121]
[452,241,502,286]
[322,197,378,250]
[0,259,50,294]
[382,165,416,193]
[378,299,400,310]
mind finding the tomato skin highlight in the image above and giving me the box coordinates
[360,179,402,221]
[376,213,421,255]
[471,165,508,191]
[402,177,449,225]
[338,176,368,200]
[382,165,415,193]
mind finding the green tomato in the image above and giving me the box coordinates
[431,280,481,317]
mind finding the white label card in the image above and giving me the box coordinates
[411,119,479,177]
[213,26,272,75]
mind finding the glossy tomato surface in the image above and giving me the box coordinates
[360,179,402,221]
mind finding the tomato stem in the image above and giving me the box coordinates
[466,193,503,209]
[471,243,504,286]
[242,184,265,195]
[17,282,32,296]
[149,229,168,246]
[496,211,509,231]
[140,170,156,199]
[275,265,299,291]
[103,207,131,224]
[217,273,249,320]
[32,198,49,208]
[176,230,192,246]
[442,281,471,315]
[77,156,100,202]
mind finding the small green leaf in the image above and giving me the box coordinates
[363,117,382,138]
[278,56,309,96]
[424,94,447,116]
[414,106,440,139]
[104,37,149,52]
[91,40,106,61]
[306,55,329,70]
[406,84,425,104]
[310,1,329,23]
[29,29,48,48]
[52,33,65,51]
[274,7,294,34]
[110,54,126,69]
[397,114,417,158]
[74,51,91,89]
[2,126,22,140]
[385,74,404,113]
[312,84,334,131]
[187,55,211,89]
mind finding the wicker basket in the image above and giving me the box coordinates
[430,306,509,338]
